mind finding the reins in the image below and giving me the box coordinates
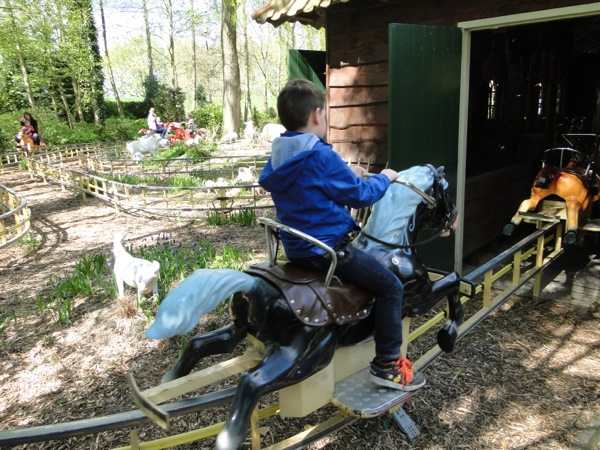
[361,165,457,249]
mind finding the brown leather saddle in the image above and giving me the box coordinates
[245,261,374,327]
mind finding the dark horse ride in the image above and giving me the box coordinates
[133,164,468,449]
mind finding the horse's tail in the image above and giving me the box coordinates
[145,269,258,339]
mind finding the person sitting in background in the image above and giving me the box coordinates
[15,119,35,143]
[147,107,168,139]
[21,112,40,144]
[186,113,197,136]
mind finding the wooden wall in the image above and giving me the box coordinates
[323,0,597,259]
[325,0,594,167]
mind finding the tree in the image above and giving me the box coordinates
[1,0,36,109]
[98,0,124,116]
[221,0,241,136]
[163,0,177,89]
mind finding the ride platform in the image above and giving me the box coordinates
[520,199,600,236]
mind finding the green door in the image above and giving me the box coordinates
[389,24,462,271]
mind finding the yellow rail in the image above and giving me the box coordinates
[0,184,31,249]
[25,143,273,214]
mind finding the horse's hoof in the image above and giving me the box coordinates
[503,223,516,236]
[437,321,458,353]
[564,231,577,245]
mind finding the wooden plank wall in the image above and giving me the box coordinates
[324,0,593,168]
[324,0,594,258]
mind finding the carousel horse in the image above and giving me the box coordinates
[503,149,600,244]
[17,133,47,155]
[143,164,464,450]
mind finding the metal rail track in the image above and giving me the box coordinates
[0,221,563,449]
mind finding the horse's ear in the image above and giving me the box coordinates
[436,166,445,176]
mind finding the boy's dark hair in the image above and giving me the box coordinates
[277,79,325,131]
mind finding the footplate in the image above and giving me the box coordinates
[127,372,170,431]
[331,368,419,418]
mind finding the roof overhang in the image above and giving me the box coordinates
[252,0,352,29]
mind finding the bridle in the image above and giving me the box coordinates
[360,165,458,249]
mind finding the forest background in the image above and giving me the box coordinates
[0,0,324,152]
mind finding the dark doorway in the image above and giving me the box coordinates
[467,16,600,178]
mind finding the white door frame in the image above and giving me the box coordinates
[454,3,600,271]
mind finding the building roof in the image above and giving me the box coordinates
[252,0,352,29]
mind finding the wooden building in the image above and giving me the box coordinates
[253,0,600,270]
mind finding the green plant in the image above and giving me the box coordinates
[17,231,41,254]
[229,210,256,226]
[36,253,110,326]
[32,233,253,325]
[206,210,256,227]
[206,212,225,226]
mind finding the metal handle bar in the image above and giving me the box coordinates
[257,217,338,287]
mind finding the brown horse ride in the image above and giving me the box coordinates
[17,133,47,155]
[504,147,600,244]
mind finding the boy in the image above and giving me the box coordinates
[258,79,426,391]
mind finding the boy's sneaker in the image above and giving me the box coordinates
[369,356,426,391]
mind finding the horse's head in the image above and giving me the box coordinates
[417,166,458,236]
[354,165,458,250]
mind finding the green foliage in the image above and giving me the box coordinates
[17,231,42,254]
[0,63,28,112]
[193,102,223,133]
[97,117,145,142]
[206,210,256,227]
[105,100,147,119]
[229,210,257,226]
[252,106,278,130]
[195,85,209,106]
[35,254,110,326]
[143,75,186,122]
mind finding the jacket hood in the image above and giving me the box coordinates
[259,132,320,193]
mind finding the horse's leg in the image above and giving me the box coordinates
[214,326,336,450]
[504,190,545,235]
[563,199,586,245]
[556,175,589,245]
[437,287,464,353]
[405,272,464,353]
[162,323,247,383]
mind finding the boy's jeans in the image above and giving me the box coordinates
[291,238,404,361]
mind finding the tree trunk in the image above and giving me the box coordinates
[242,0,251,122]
[72,78,85,122]
[165,0,177,89]
[142,0,154,81]
[57,80,75,128]
[190,0,197,111]
[99,0,123,116]
[221,0,241,136]
[7,2,36,108]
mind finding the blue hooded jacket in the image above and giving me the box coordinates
[259,131,391,258]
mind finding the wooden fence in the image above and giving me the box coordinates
[0,184,31,249]
[26,143,274,215]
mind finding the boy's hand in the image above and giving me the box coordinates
[351,166,367,177]
[381,169,398,182]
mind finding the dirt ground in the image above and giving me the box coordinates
[0,154,599,450]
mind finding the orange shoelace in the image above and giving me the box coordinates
[395,357,414,384]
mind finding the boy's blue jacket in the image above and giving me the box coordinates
[258,131,391,258]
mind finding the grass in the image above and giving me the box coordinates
[17,230,42,254]
[207,210,256,226]
[32,234,252,326]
